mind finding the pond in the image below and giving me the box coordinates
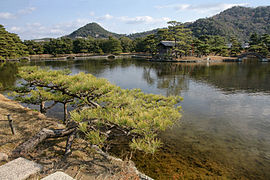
[1,58,270,179]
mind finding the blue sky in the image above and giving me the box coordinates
[1,0,270,40]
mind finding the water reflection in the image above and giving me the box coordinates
[0,62,18,90]
[189,62,270,94]
[29,59,270,94]
[3,58,267,179]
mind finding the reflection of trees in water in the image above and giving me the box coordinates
[142,67,155,85]
[190,62,270,93]
[0,62,18,90]
[157,75,188,96]
[30,60,74,69]
[72,58,135,76]
[142,63,191,96]
[141,61,270,94]
[31,58,270,94]
[73,59,224,96]
[74,59,191,96]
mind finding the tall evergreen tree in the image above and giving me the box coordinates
[167,21,192,58]
[230,37,242,56]
[0,24,28,60]
[119,37,133,53]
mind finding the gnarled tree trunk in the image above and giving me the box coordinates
[12,127,76,157]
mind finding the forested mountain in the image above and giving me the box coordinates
[186,6,270,41]
[66,22,159,40]
[65,6,270,42]
[66,22,124,39]
[127,29,160,39]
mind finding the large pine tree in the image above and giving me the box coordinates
[0,24,28,60]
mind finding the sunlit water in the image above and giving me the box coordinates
[1,59,270,179]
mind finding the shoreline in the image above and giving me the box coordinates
[4,53,144,62]
[0,93,153,179]
[150,55,270,63]
[3,53,270,63]
[150,55,238,63]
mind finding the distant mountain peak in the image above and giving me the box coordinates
[65,21,160,40]
[66,22,124,39]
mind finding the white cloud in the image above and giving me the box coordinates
[8,18,94,40]
[10,26,22,32]
[0,12,15,19]
[119,16,153,24]
[103,14,113,20]
[18,7,36,15]
[9,13,170,39]
[0,7,36,20]
[27,22,42,27]
[50,29,65,34]
[90,11,95,17]
[156,3,249,14]
[96,14,114,21]
[118,16,170,24]
[156,4,190,10]
[55,18,91,30]
[92,12,170,25]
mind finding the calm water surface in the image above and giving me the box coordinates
[1,59,270,179]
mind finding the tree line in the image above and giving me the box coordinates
[1,23,270,60]
[20,22,244,58]
[18,23,270,58]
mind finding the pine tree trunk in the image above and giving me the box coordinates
[12,127,76,157]
[63,102,68,123]
[65,130,77,156]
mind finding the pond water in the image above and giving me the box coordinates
[1,58,270,179]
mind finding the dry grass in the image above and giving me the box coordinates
[0,94,62,155]
[0,94,144,179]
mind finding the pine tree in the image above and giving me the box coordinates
[167,21,192,58]
[0,24,28,60]
[13,66,182,153]
[230,37,242,56]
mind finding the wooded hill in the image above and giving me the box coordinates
[65,6,270,42]
[65,22,160,40]
[127,29,160,39]
[66,22,124,39]
[186,6,270,42]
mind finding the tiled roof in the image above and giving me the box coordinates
[159,41,175,47]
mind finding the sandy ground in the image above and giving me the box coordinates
[0,94,145,179]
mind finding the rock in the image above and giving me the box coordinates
[0,157,43,180]
[41,171,75,180]
[0,152,8,161]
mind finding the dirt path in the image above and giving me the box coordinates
[0,94,148,179]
